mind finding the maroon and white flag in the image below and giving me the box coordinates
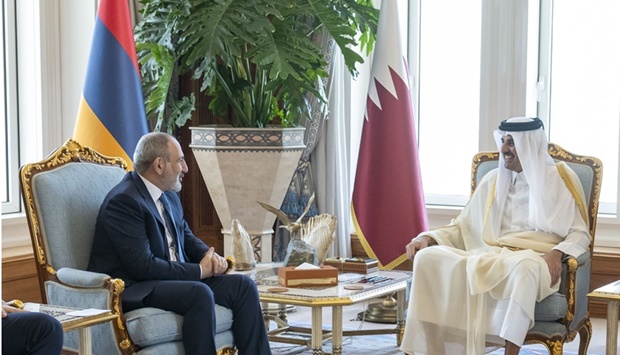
[351,0,428,269]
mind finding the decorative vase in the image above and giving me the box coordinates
[231,219,256,271]
[189,125,305,261]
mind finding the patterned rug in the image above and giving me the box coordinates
[270,331,403,355]
[270,335,592,355]
[268,304,607,355]
[269,322,600,355]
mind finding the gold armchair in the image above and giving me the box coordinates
[20,139,237,354]
[471,143,603,355]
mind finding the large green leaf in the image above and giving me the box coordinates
[136,0,378,129]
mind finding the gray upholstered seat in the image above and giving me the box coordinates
[471,143,602,355]
[20,139,236,355]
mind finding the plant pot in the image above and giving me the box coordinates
[189,125,305,261]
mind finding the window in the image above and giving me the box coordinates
[537,0,620,216]
[409,0,620,222]
[2,0,21,214]
[414,0,481,207]
[2,1,96,256]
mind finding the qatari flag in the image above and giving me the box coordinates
[351,0,428,270]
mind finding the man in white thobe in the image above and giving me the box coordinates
[400,117,590,355]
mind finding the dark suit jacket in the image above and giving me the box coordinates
[88,171,210,310]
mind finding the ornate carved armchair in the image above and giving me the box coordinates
[471,143,602,355]
[20,140,236,354]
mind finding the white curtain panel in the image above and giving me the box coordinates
[313,49,352,259]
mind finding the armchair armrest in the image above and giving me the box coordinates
[46,267,126,316]
[561,252,591,327]
[46,268,135,354]
[56,267,111,287]
[571,251,590,266]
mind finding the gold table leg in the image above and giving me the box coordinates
[396,288,406,346]
[312,307,323,354]
[262,302,270,331]
[277,303,288,323]
[332,305,343,355]
[606,300,618,355]
[78,327,92,355]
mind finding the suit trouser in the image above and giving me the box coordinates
[2,311,64,355]
[143,274,271,355]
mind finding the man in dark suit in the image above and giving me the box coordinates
[88,132,271,354]
[2,301,64,355]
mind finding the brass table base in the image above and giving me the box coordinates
[357,295,401,324]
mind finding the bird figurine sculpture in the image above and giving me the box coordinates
[258,193,316,238]
[300,214,337,264]
[259,193,335,266]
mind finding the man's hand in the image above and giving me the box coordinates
[199,247,229,278]
[199,248,216,279]
[211,252,228,276]
[541,249,564,286]
[405,235,437,261]
[2,304,24,318]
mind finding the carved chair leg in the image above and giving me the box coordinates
[545,339,563,355]
[577,319,593,355]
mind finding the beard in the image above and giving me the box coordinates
[163,173,183,192]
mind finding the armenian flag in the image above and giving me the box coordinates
[73,0,148,170]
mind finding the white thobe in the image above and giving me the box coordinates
[400,164,590,355]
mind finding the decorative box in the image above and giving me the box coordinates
[278,265,339,288]
[323,257,379,274]
[323,258,344,272]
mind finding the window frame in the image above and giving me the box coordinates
[536,0,620,221]
[2,0,87,256]
[407,0,540,208]
[2,0,21,214]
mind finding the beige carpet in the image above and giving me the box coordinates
[268,300,614,354]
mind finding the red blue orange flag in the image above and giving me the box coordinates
[351,0,428,270]
[73,0,148,170]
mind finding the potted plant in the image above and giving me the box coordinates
[135,0,377,131]
[134,0,378,260]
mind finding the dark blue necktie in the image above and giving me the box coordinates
[159,194,185,262]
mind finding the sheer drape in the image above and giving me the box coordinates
[274,32,338,261]
[277,44,368,260]
[313,48,354,259]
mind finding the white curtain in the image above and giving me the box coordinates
[313,45,369,259]
[274,29,373,262]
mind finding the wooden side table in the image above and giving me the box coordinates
[588,280,620,355]
[24,303,118,355]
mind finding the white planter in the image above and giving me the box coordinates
[189,125,305,262]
